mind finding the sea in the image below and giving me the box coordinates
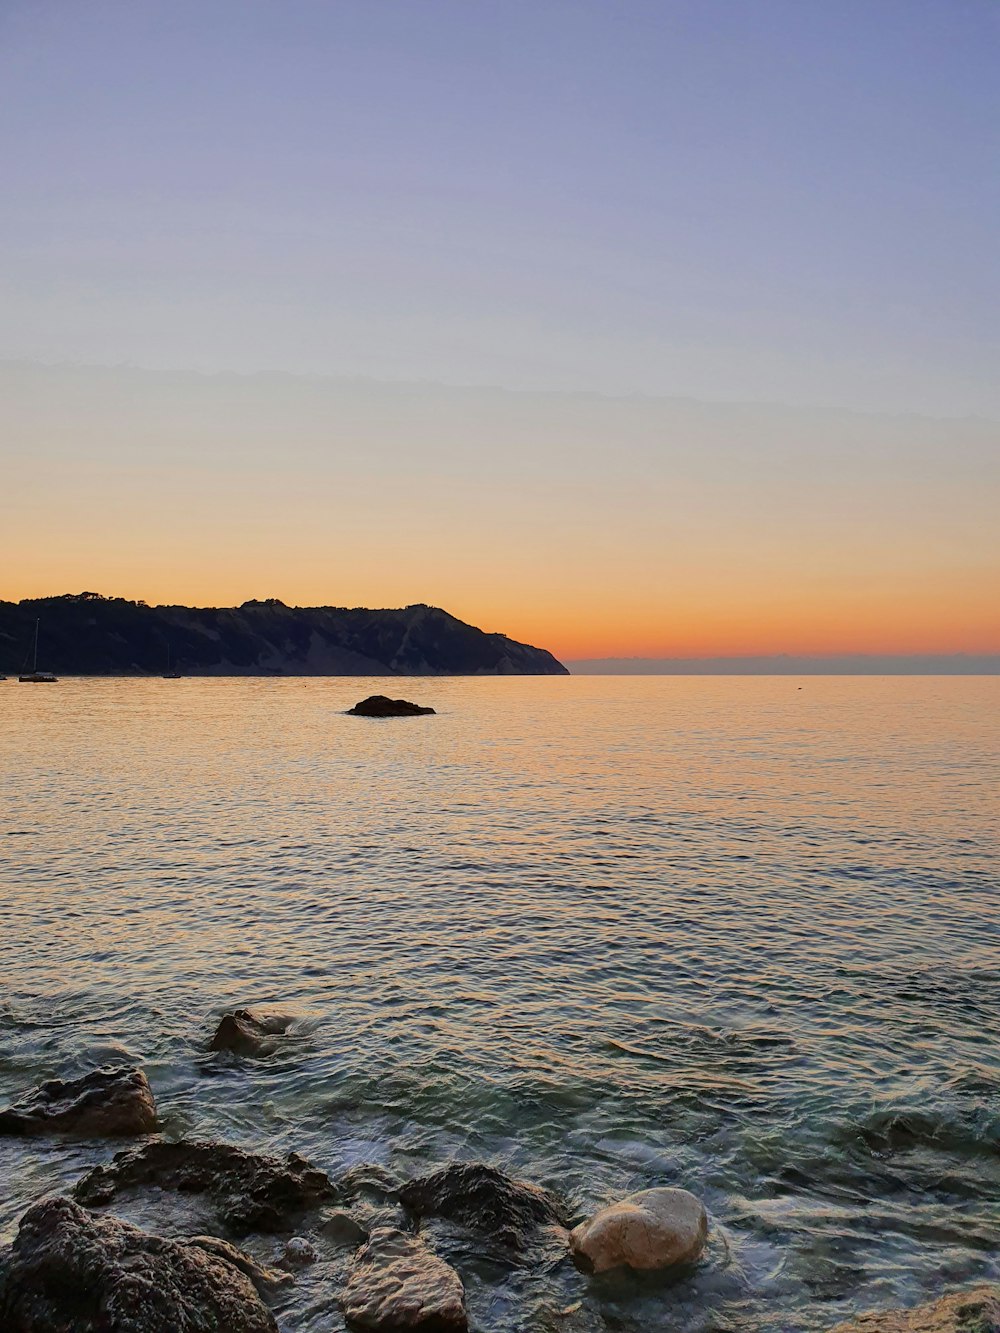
[1,675,998,1331]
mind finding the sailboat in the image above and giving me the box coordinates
[162,642,182,679]
[19,619,57,683]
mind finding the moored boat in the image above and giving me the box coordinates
[18,619,58,683]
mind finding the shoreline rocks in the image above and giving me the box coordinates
[399,1162,569,1253]
[74,1138,337,1234]
[0,1196,281,1332]
[341,1227,468,1332]
[828,1285,1000,1332]
[0,1066,157,1138]
[210,1008,294,1057]
[569,1187,708,1274]
[347,695,436,717]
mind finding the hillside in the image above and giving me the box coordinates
[0,594,568,676]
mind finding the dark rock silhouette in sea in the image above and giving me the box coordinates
[828,1284,1000,1331]
[210,1008,294,1057]
[0,1196,284,1333]
[0,1066,157,1138]
[399,1163,569,1253]
[74,1139,337,1235]
[347,695,436,717]
[341,1227,468,1332]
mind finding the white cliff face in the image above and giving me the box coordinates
[340,1227,468,1332]
[569,1187,708,1274]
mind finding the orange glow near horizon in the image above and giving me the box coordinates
[4,566,998,662]
[3,364,998,662]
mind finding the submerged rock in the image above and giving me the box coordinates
[209,1008,294,1057]
[569,1187,708,1274]
[828,1286,1000,1332]
[0,1196,279,1332]
[74,1138,337,1234]
[0,1066,157,1138]
[399,1162,569,1252]
[347,695,436,717]
[341,1227,467,1331]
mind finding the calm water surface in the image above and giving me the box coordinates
[1,676,998,1331]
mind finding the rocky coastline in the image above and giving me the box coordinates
[0,1025,995,1332]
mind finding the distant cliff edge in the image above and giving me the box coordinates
[0,593,569,676]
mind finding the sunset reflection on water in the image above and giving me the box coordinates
[1,676,998,1331]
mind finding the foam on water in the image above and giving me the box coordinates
[1,675,998,1330]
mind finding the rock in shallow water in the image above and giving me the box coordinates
[209,1008,294,1057]
[569,1187,708,1274]
[0,1066,157,1138]
[0,1196,280,1332]
[341,1227,468,1331]
[347,695,436,717]
[74,1138,337,1234]
[828,1285,1000,1332]
[399,1162,569,1253]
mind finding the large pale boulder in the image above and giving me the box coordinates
[340,1227,467,1331]
[569,1186,708,1274]
[0,1066,157,1137]
[828,1285,1000,1332]
[0,1196,281,1332]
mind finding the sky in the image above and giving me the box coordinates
[1,1,998,660]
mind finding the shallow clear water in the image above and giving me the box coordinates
[1,676,998,1331]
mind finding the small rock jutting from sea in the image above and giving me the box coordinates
[209,1008,295,1057]
[347,695,436,717]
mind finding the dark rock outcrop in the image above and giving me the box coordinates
[0,1066,157,1138]
[341,1227,468,1332]
[828,1286,1000,1332]
[74,1138,336,1234]
[0,593,568,676]
[0,1196,280,1332]
[399,1162,570,1252]
[348,695,436,717]
[210,1008,293,1057]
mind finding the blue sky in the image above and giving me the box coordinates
[1,0,997,414]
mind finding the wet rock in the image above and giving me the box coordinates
[281,1236,318,1266]
[74,1138,337,1234]
[339,1163,403,1203]
[347,695,436,717]
[0,1196,279,1332]
[320,1210,371,1247]
[338,1163,409,1233]
[0,1066,157,1138]
[186,1234,291,1293]
[399,1162,569,1252]
[828,1285,1000,1332]
[209,1008,294,1057]
[341,1227,467,1331]
[569,1187,708,1274]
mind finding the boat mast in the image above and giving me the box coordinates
[32,618,39,673]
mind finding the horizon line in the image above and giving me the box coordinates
[568,653,1000,676]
